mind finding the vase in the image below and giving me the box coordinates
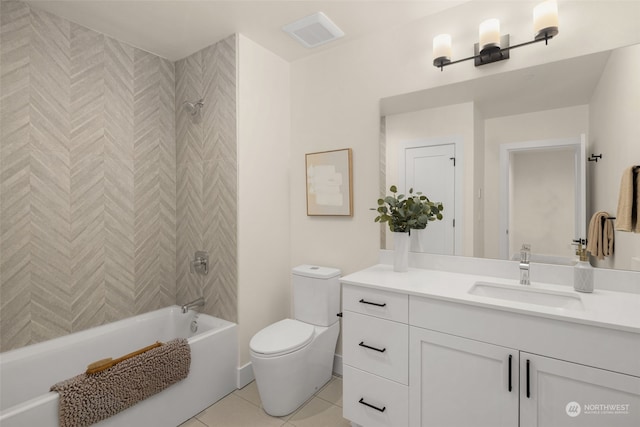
[409,228,425,252]
[393,232,410,272]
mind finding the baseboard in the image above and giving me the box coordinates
[237,354,343,388]
[333,353,343,377]
[237,362,254,389]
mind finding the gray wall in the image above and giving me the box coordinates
[0,1,177,351]
[175,36,238,323]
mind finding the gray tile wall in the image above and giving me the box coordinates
[0,1,177,351]
[175,36,238,323]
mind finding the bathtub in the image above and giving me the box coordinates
[0,306,237,427]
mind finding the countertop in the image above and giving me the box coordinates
[340,264,640,334]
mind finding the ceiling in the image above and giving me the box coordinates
[25,0,468,62]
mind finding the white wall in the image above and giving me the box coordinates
[290,1,640,278]
[484,105,589,258]
[237,35,291,366]
[589,44,640,271]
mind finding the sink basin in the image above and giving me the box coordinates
[468,281,584,310]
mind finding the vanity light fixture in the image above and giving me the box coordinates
[433,0,559,71]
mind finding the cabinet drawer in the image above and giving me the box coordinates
[343,311,408,384]
[343,365,408,427]
[343,284,408,323]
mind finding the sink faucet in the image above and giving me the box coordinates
[181,297,205,313]
[519,244,531,285]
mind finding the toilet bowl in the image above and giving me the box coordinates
[249,265,341,416]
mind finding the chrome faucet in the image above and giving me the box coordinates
[519,244,531,285]
[181,297,205,313]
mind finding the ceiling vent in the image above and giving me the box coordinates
[283,12,345,48]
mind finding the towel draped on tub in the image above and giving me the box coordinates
[51,338,191,427]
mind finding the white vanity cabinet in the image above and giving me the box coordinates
[342,284,409,427]
[409,296,640,427]
[520,353,640,427]
[409,327,640,427]
[409,327,519,427]
[341,274,640,427]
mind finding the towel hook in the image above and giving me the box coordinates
[588,154,602,162]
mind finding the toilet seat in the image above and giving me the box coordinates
[250,319,314,357]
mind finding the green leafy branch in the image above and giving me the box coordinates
[372,185,443,234]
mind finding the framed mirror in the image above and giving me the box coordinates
[381,43,640,271]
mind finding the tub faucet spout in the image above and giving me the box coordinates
[181,297,205,313]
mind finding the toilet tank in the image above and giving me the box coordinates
[292,265,341,327]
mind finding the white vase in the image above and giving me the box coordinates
[393,232,410,272]
[409,228,425,252]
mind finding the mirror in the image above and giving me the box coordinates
[381,43,640,271]
[499,137,585,264]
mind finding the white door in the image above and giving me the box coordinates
[402,144,456,254]
[521,353,640,427]
[409,327,519,427]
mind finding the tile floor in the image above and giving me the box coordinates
[179,376,350,427]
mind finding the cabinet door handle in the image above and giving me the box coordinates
[359,341,386,353]
[508,354,512,392]
[359,298,386,307]
[526,359,531,398]
[359,398,386,413]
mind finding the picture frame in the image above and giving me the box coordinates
[305,148,353,216]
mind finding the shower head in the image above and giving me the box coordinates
[184,99,204,116]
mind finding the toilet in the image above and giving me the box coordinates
[250,265,341,416]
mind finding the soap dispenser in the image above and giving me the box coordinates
[572,239,593,293]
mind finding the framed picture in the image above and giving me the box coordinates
[306,148,353,216]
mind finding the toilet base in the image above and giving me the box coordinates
[250,322,340,416]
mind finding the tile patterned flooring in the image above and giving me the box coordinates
[179,376,350,427]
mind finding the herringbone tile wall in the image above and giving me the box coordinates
[175,35,238,323]
[0,1,177,351]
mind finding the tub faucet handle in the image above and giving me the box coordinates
[190,251,208,275]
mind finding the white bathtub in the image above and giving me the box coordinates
[0,306,237,427]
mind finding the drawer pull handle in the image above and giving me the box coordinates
[359,298,386,307]
[508,354,512,392]
[359,398,386,413]
[359,341,386,353]
[526,359,531,398]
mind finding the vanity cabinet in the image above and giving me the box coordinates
[410,327,640,427]
[520,353,640,427]
[342,284,409,427]
[409,327,518,427]
[341,280,640,427]
[409,296,640,427]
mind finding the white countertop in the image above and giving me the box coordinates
[340,264,640,334]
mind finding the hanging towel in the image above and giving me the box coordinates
[587,211,614,260]
[615,166,640,232]
[51,338,190,427]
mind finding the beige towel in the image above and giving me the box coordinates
[615,166,639,232]
[51,338,190,427]
[587,211,614,260]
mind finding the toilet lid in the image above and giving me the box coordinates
[250,319,314,356]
